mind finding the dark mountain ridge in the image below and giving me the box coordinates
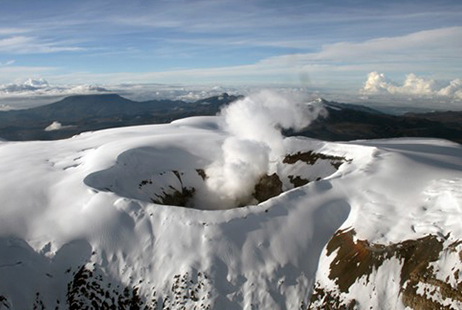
[0,94,461,144]
[0,93,241,140]
[1,94,186,122]
[297,100,462,144]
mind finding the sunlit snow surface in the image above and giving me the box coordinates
[0,116,461,309]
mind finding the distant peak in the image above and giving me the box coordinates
[54,93,132,105]
[64,93,121,99]
[312,97,329,104]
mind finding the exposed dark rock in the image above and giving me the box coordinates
[308,228,462,309]
[196,169,207,180]
[138,179,152,188]
[152,188,195,207]
[32,292,45,310]
[288,175,309,188]
[307,286,357,310]
[66,265,146,310]
[0,295,10,309]
[172,170,182,182]
[283,151,346,168]
[163,271,211,309]
[253,173,283,203]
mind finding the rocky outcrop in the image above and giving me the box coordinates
[252,173,283,203]
[150,187,195,207]
[65,265,213,310]
[283,150,347,169]
[308,229,462,309]
[66,265,144,310]
[287,175,310,187]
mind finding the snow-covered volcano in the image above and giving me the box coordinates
[0,93,462,309]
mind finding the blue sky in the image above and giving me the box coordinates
[0,0,461,97]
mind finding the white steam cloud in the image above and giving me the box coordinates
[197,90,326,209]
[361,72,462,101]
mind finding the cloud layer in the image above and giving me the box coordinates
[0,78,108,98]
[361,72,462,101]
[0,1,461,91]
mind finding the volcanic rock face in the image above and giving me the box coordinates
[253,173,283,203]
[283,150,346,167]
[308,229,462,309]
[0,262,214,310]
[64,265,213,310]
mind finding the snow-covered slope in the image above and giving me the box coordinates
[309,138,462,309]
[1,95,462,309]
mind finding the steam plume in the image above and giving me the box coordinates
[197,90,326,209]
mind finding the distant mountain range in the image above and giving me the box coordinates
[0,94,461,143]
[298,98,462,144]
[0,93,241,140]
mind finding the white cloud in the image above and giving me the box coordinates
[0,104,13,111]
[0,24,458,108]
[0,65,56,78]
[361,72,462,101]
[362,72,393,94]
[44,121,74,132]
[0,77,245,108]
[0,78,109,98]
[0,36,84,54]
[0,60,15,66]
[256,27,462,74]
[399,74,435,95]
[0,28,29,35]
[0,78,49,92]
[314,27,462,62]
[41,26,462,90]
[44,121,64,131]
[438,79,462,100]
[0,24,457,94]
